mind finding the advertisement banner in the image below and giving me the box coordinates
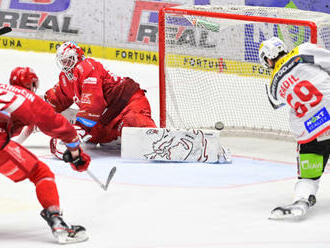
[245,0,330,14]
[0,0,103,44]
[105,0,244,51]
[0,0,329,65]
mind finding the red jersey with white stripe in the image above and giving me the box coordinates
[45,58,140,124]
[0,83,78,148]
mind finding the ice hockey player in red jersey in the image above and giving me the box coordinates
[45,41,156,156]
[0,66,91,244]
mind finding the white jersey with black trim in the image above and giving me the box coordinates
[269,43,330,144]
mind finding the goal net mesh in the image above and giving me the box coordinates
[159,5,330,138]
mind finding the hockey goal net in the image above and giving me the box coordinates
[159,5,330,138]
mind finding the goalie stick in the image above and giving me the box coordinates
[0,26,12,36]
[15,127,117,191]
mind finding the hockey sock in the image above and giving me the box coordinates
[29,161,60,209]
[294,178,319,203]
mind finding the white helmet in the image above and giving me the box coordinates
[56,41,85,79]
[259,37,287,68]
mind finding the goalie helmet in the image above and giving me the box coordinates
[56,41,85,80]
[9,67,39,92]
[259,37,287,68]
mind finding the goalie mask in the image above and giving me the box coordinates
[9,67,39,92]
[56,41,85,80]
[259,37,287,68]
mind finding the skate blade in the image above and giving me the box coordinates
[268,208,305,220]
[55,230,89,244]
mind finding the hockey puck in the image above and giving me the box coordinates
[215,121,225,130]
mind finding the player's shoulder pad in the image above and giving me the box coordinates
[74,58,95,77]
[298,42,313,50]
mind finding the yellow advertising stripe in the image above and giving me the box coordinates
[0,36,51,52]
[167,54,272,78]
[108,48,158,65]
[0,36,272,77]
[0,36,158,65]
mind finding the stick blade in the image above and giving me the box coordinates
[0,26,12,36]
[103,166,117,191]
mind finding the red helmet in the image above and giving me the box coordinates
[10,67,39,92]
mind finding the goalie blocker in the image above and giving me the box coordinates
[121,127,231,163]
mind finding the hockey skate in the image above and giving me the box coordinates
[269,195,316,220]
[41,208,88,244]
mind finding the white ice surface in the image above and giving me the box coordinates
[0,50,330,248]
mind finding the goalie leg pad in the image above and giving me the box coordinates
[121,127,231,163]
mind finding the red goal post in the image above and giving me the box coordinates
[158,5,330,138]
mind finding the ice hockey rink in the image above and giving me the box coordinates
[0,49,330,248]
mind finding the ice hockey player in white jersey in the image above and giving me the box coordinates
[259,37,330,219]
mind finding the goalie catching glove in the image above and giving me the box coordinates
[50,138,67,160]
[73,124,92,143]
[50,124,92,160]
[51,135,91,172]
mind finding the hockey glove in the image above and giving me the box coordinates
[63,148,91,172]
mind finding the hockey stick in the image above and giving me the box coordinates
[86,166,116,191]
[0,26,12,36]
[265,84,285,110]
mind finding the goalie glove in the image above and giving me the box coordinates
[50,137,67,160]
[63,148,91,172]
[50,126,93,160]
[74,124,92,143]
